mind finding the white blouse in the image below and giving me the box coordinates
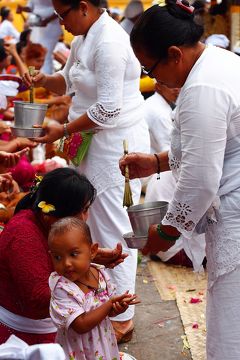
[58,11,149,194]
[162,46,240,284]
[0,20,20,42]
[59,10,143,129]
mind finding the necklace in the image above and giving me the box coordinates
[76,268,104,294]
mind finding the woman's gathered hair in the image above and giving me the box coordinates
[130,0,204,60]
[15,168,96,218]
[58,0,101,8]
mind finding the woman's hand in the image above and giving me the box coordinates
[142,224,176,255]
[119,152,158,179]
[0,148,29,170]
[22,70,47,88]
[94,243,128,269]
[34,121,64,143]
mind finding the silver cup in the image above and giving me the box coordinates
[13,101,48,128]
[127,201,169,236]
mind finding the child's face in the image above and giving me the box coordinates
[49,228,98,282]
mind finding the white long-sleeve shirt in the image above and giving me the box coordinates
[162,45,240,284]
[58,11,149,194]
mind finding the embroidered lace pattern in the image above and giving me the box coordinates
[165,202,196,233]
[169,155,181,170]
[206,215,240,288]
[88,103,121,126]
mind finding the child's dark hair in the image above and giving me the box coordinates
[15,168,96,218]
[130,0,203,61]
[58,0,101,8]
[0,7,10,20]
[49,217,92,245]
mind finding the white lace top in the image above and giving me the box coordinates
[162,46,240,285]
[58,11,149,194]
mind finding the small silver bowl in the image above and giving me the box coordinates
[127,201,168,236]
[11,127,45,138]
[123,232,148,249]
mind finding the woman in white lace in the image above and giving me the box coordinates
[119,1,240,359]
[22,0,149,342]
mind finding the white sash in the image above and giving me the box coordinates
[0,306,57,334]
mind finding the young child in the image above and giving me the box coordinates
[48,217,139,360]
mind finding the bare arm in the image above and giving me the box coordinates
[71,293,138,334]
[23,71,67,96]
[71,299,112,334]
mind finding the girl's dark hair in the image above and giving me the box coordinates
[130,0,204,60]
[58,0,101,8]
[0,7,10,20]
[49,217,92,245]
[15,168,96,218]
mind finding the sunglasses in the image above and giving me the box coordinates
[141,58,162,78]
[54,7,73,21]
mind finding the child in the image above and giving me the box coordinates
[48,217,139,360]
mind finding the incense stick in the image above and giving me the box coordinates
[28,66,35,103]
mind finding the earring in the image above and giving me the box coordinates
[175,60,178,64]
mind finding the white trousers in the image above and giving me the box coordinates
[207,265,240,359]
[87,181,141,321]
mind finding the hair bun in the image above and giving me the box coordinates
[167,0,195,20]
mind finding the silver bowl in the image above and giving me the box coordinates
[123,232,148,249]
[13,101,48,129]
[127,201,168,236]
[11,127,45,138]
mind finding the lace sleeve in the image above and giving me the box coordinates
[87,42,128,128]
[162,85,231,238]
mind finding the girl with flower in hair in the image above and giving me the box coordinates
[0,168,128,345]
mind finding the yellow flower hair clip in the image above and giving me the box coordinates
[38,201,56,214]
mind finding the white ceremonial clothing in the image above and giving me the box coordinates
[0,335,65,360]
[27,0,62,74]
[59,11,150,321]
[161,45,240,359]
[144,92,205,271]
[0,20,20,43]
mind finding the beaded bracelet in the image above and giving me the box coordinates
[154,153,160,180]
[156,224,180,241]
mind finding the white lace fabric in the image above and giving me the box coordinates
[162,45,240,282]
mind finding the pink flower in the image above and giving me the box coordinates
[68,133,83,159]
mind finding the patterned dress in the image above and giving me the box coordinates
[49,264,120,360]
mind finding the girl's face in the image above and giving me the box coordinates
[52,0,89,36]
[49,227,98,282]
[26,55,46,71]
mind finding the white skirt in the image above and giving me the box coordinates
[207,265,240,359]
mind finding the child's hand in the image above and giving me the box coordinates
[109,292,140,316]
